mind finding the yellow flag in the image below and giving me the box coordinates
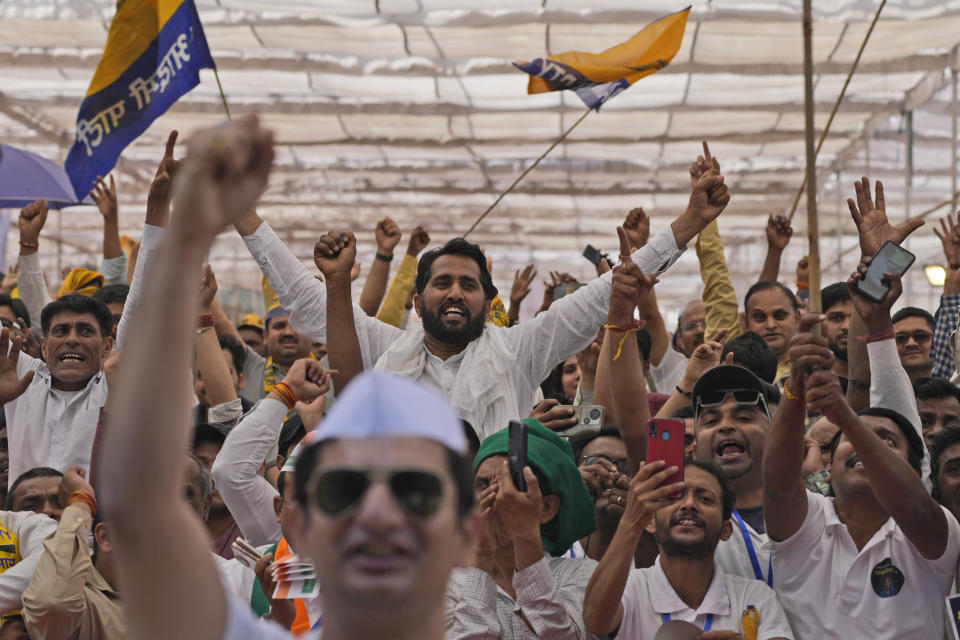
[516,7,690,110]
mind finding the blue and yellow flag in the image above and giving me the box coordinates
[65,0,215,199]
[515,7,690,111]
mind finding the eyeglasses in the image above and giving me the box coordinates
[695,389,770,419]
[680,320,706,333]
[307,467,445,519]
[0,319,20,330]
[894,331,932,345]
[581,454,630,475]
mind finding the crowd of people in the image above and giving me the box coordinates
[0,115,956,639]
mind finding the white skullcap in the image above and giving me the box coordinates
[303,371,466,456]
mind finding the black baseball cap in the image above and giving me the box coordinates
[691,365,779,417]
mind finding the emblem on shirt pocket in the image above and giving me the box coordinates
[870,557,904,598]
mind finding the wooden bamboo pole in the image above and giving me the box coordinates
[803,0,821,318]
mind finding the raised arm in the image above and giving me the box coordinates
[359,217,402,316]
[196,266,238,408]
[931,212,960,379]
[758,214,792,283]
[763,314,832,542]
[376,226,429,327]
[595,227,655,475]
[115,131,179,352]
[16,199,52,329]
[806,338,947,559]
[314,231,365,391]
[211,358,330,547]
[508,264,537,326]
[582,460,681,636]
[90,174,127,272]
[653,334,727,421]
[98,116,274,640]
[690,145,740,343]
[844,177,924,411]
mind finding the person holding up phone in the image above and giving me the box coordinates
[446,419,597,639]
[583,458,793,639]
[763,306,958,639]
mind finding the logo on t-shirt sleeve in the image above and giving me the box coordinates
[870,557,905,598]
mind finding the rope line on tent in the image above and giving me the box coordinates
[787,0,887,224]
[463,107,592,239]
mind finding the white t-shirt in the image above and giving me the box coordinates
[715,509,771,584]
[769,491,960,640]
[650,345,687,394]
[618,557,794,639]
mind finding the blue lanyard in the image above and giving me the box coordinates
[733,509,772,586]
[662,612,713,631]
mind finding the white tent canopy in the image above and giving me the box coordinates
[3,0,960,317]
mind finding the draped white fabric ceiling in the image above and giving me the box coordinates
[3,0,960,315]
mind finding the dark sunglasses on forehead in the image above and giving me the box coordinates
[307,467,445,519]
[581,454,630,475]
[894,330,932,345]
[695,389,770,419]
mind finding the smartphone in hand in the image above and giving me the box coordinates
[508,420,528,492]
[647,419,685,498]
[854,241,915,303]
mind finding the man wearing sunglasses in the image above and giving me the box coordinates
[891,307,934,382]
[692,365,780,585]
[98,118,475,640]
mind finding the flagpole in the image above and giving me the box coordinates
[213,68,231,121]
[787,0,886,223]
[802,0,822,319]
[462,107,592,239]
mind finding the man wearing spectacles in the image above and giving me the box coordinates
[569,428,635,562]
[891,307,934,382]
[692,365,780,584]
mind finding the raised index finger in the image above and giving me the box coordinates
[702,140,711,161]
[164,130,179,159]
[797,312,826,333]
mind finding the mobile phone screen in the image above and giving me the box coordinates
[856,241,915,302]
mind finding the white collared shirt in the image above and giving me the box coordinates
[715,510,771,584]
[618,557,793,639]
[243,221,684,439]
[769,491,960,639]
[5,354,106,488]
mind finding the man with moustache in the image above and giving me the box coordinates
[296,160,731,439]
[583,459,793,639]
[891,307,934,382]
[691,365,780,585]
[820,282,852,381]
[741,282,800,384]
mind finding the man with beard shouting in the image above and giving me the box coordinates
[583,459,793,639]
[299,156,728,439]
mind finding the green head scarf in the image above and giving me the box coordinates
[474,418,596,556]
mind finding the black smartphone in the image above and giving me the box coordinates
[507,420,528,492]
[583,244,605,266]
[854,241,916,303]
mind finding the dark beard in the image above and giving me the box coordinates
[422,306,485,344]
[829,341,848,362]
[654,518,721,559]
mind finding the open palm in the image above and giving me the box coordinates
[846,177,923,257]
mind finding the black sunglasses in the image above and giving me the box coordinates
[695,389,770,419]
[307,467,445,519]
[581,454,630,475]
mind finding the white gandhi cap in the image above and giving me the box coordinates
[305,371,467,456]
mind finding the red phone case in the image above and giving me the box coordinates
[647,419,685,497]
